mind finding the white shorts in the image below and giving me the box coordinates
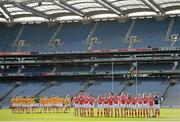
[35,103,40,107]
[31,104,35,108]
[21,104,26,108]
[143,104,149,109]
[17,104,22,108]
[79,104,84,108]
[131,105,136,109]
[108,105,113,108]
[138,104,143,109]
[154,104,160,110]
[48,104,52,107]
[65,104,71,108]
[84,104,89,108]
[97,104,103,108]
[39,104,44,108]
[44,104,49,107]
[57,104,63,107]
[89,104,94,108]
[74,104,78,108]
[114,104,119,108]
[104,104,109,108]
[126,104,131,108]
[121,104,126,108]
[149,105,154,108]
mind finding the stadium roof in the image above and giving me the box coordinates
[0,0,180,23]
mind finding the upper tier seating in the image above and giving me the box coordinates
[0,18,180,52]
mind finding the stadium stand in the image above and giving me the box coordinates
[1,18,180,52]
[126,79,168,96]
[162,82,180,108]
[0,16,180,108]
[86,80,125,96]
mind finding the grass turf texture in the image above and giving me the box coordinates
[0,108,180,122]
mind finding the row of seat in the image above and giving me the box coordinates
[0,18,180,52]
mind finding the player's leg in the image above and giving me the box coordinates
[101,105,104,117]
[104,106,106,117]
[114,105,117,117]
[121,105,124,117]
[92,104,94,117]
[110,106,112,117]
[157,105,160,117]
[97,104,100,117]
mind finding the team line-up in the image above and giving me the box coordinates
[11,92,163,118]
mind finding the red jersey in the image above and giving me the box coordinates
[78,95,84,105]
[113,96,119,104]
[143,96,148,104]
[137,97,143,104]
[109,96,114,105]
[89,97,94,105]
[73,96,79,104]
[131,97,137,105]
[121,95,126,104]
[104,97,108,104]
[84,96,89,104]
[126,97,131,104]
[149,96,154,106]
[97,96,104,104]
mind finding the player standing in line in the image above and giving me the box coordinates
[154,92,162,117]
[89,95,95,117]
[103,94,109,117]
[117,95,121,117]
[97,95,104,117]
[53,96,57,113]
[34,96,40,113]
[83,93,89,116]
[31,96,36,114]
[113,95,119,117]
[16,96,20,114]
[44,97,48,113]
[148,93,154,117]
[55,96,59,113]
[78,93,84,117]
[51,96,55,113]
[131,95,137,117]
[60,96,64,113]
[20,96,24,113]
[126,94,132,117]
[49,96,53,113]
[142,93,149,117]
[137,93,143,117]
[39,96,44,113]
[73,94,79,116]
[64,95,71,113]
[26,96,31,113]
[47,97,51,113]
[21,96,24,113]
[120,92,126,117]
[108,92,114,117]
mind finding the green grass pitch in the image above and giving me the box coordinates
[0,108,180,122]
